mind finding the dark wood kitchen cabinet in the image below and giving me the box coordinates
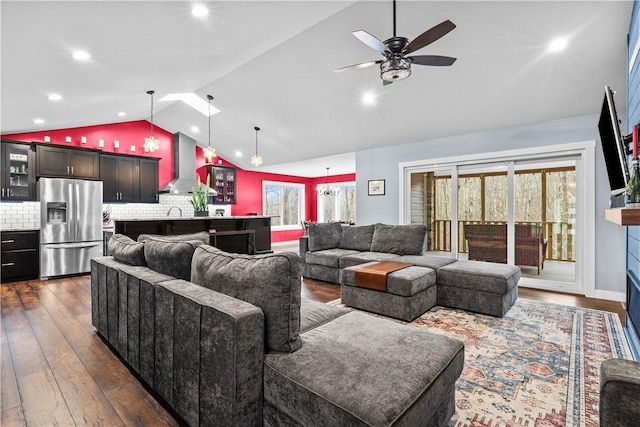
[1,140,36,201]
[36,144,100,180]
[100,154,139,202]
[1,230,39,283]
[139,157,159,203]
[100,153,159,203]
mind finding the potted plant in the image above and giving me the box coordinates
[190,174,211,216]
[102,209,111,226]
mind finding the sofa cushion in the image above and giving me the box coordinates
[305,248,360,268]
[437,260,521,294]
[308,222,342,252]
[339,251,400,269]
[144,239,202,281]
[264,311,464,427]
[299,297,350,333]
[137,231,211,245]
[394,254,457,270]
[338,224,375,251]
[108,234,146,266]
[190,245,302,353]
[370,223,427,255]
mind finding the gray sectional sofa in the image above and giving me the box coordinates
[92,233,465,426]
[300,222,521,319]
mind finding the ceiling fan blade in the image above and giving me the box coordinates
[404,20,456,55]
[353,30,388,55]
[334,60,381,73]
[409,55,457,66]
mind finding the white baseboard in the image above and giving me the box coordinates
[590,289,626,303]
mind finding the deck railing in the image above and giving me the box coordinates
[430,220,575,261]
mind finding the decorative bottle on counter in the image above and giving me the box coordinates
[627,158,640,206]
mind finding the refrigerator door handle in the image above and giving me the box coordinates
[44,242,102,250]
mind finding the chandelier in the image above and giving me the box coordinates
[144,90,160,152]
[251,126,263,167]
[318,167,339,196]
[202,94,217,163]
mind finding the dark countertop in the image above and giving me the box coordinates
[112,216,271,221]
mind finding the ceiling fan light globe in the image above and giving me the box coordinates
[380,57,411,82]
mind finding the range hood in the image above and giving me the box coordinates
[159,132,209,194]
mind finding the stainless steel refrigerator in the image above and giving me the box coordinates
[39,178,103,279]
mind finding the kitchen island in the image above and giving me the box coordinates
[112,216,271,254]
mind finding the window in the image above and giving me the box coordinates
[263,181,305,230]
[317,182,356,223]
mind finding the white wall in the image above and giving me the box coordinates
[355,113,626,294]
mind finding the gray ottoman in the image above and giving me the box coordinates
[264,311,464,427]
[437,260,520,317]
[341,262,437,321]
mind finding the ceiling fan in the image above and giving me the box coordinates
[335,0,457,85]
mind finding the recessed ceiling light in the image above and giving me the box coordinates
[159,93,220,116]
[48,93,62,101]
[191,5,208,17]
[33,118,45,124]
[362,92,376,105]
[117,111,126,117]
[235,151,242,157]
[548,37,568,52]
[71,50,90,61]
[191,126,200,133]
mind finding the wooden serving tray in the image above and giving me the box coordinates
[354,261,412,291]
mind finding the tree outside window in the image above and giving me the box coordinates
[317,182,356,223]
[263,182,305,229]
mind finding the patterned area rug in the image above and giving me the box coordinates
[330,298,631,427]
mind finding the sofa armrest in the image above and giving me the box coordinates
[299,236,309,265]
[600,358,640,426]
[155,279,265,427]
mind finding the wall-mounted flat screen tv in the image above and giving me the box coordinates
[598,85,628,196]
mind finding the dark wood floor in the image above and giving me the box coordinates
[0,275,626,426]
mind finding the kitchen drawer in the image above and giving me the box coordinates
[1,248,38,282]
[1,230,39,251]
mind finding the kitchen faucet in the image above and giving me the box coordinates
[167,206,183,217]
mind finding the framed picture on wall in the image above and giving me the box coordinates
[368,179,385,196]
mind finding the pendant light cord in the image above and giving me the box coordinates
[207,95,213,148]
[254,126,260,156]
[147,90,155,138]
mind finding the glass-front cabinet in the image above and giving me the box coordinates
[207,165,236,204]
[1,141,35,201]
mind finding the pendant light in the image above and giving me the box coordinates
[251,126,263,167]
[143,90,160,152]
[318,167,339,195]
[202,94,217,163]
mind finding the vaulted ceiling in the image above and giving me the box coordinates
[1,1,632,176]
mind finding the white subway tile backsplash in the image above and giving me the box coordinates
[0,201,40,230]
[1,196,230,231]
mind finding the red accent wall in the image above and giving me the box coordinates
[196,148,355,243]
[2,121,356,244]
[2,120,173,187]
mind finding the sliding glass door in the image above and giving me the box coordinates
[408,157,578,292]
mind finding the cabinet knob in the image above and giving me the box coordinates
[71,166,74,175]
[67,166,70,174]
[1,240,15,244]
[1,188,4,197]
[1,263,15,267]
